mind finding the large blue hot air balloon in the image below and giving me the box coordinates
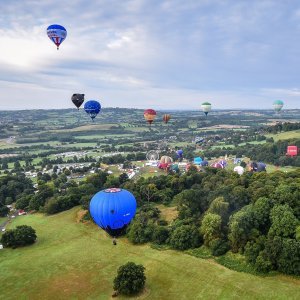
[84,100,101,121]
[90,188,137,236]
[47,24,67,50]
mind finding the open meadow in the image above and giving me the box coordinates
[1,208,299,300]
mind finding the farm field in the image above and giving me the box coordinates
[1,208,299,300]
[266,130,300,141]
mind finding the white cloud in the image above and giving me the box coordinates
[0,0,299,110]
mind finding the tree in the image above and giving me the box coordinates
[119,173,129,184]
[200,213,222,247]
[207,197,229,221]
[228,206,256,252]
[269,205,298,238]
[113,262,146,295]
[127,216,155,244]
[152,226,169,244]
[1,225,37,248]
[0,205,9,217]
[140,184,158,204]
[169,225,201,250]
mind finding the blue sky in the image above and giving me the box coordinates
[0,0,299,110]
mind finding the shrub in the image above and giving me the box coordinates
[169,225,201,250]
[210,239,230,256]
[254,252,272,273]
[1,225,37,248]
[113,262,146,295]
[152,226,169,245]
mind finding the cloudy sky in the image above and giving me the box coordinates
[1,0,300,110]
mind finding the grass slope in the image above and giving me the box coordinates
[0,208,299,300]
[266,130,300,142]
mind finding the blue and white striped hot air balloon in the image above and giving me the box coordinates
[47,24,67,50]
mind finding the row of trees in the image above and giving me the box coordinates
[202,139,300,166]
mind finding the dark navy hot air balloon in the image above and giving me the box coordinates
[84,100,101,121]
[71,94,84,110]
[47,24,67,50]
[176,149,183,158]
[249,162,266,172]
[89,188,137,236]
[201,160,209,167]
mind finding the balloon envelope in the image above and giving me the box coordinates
[176,149,183,158]
[160,156,173,164]
[218,160,227,167]
[194,157,203,165]
[211,162,224,169]
[201,102,212,116]
[234,166,244,175]
[286,146,298,156]
[249,162,266,172]
[89,188,137,236]
[84,100,101,120]
[273,100,284,112]
[47,24,67,49]
[201,160,209,167]
[71,94,84,109]
[163,114,171,124]
[144,109,157,125]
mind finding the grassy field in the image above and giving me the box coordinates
[0,208,299,300]
[51,124,116,133]
[266,130,300,141]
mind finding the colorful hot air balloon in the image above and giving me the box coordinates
[273,100,284,113]
[286,146,298,157]
[84,100,101,121]
[158,156,173,170]
[47,24,67,50]
[210,162,224,169]
[163,114,171,124]
[201,102,212,116]
[90,188,137,236]
[71,94,84,110]
[144,109,157,126]
[171,164,179,173]
[218,160,227,168]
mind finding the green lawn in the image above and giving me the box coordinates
[266,130,300,142]
[0,208,299,299]
[0,216,7,224]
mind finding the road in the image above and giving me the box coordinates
[0,211,19,233]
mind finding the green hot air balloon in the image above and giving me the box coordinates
[273,100,284,113]
[201,102,212,116]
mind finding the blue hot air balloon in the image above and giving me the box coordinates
[194,157,203,165]
[89,188,137,236]
[176,149,183,158]
[84,100,101,120]
[47,24,67,50]
[249,162,266,172]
